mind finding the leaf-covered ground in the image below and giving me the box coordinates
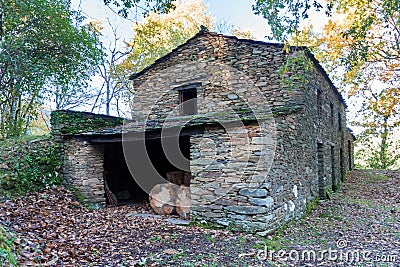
[261,169,400,267]
[1,170,399,266]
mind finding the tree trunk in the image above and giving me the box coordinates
[379,117,389,169]
[106,82,110,115]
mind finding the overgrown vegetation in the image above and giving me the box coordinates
[189,218,224,230]
[0,225,17,266]
[355,133,400,170]
[50,110,124,135]
[0,136,61,197]
[305,196,319,215]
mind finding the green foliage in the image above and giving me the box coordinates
[0,0,104,138]
[103,0,176,18]
[0,226,17,266]
[253,0,328,41]
[189,218,223,230]
[203,233,216,242]
[355,131,400,170]
[277,49,314,88]
[305,196,319,215]
[253,237,284,251]
[365,171,389,183]
[254,0,400,167]
[0,136,61,196]
[116,0,215,76]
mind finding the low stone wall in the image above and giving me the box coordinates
[61,138,106,206]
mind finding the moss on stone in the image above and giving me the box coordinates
[142,105,302,130]
[50,110,124,135]
[50,106,301,136]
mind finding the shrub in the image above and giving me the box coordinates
[0,135,61,196]
[0,226,17,266]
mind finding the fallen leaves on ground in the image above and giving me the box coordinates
[1,170,399,266]
[0,188,259,266]
[266,169,400,266]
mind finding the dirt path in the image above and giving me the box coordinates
[258,170,400,266]
[1,170,399,266]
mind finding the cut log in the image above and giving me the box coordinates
[149,183,191,219]
[149,183,178,215]
[176,186,191,219]
[161,203,175,215]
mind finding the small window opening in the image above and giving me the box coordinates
[338,112,342,131]
[330,103,334,125]
[179,88,197,115]
[331,146,337,191]
[340,148,344,182]
[317,143,325,198]
[348,140,352,171]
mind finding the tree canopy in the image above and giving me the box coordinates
[254,0,400,168]
[103,0,176,18]
[116,0,215,76]
[112,0,255,118]
[0,0,104,138]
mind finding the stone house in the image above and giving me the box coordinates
[51,30,354,235]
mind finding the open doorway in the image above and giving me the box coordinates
[103,142,148,205]
[145,135,191,185]
[102,134,192,206]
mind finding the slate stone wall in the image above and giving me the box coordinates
[128,32,354,234]
[60,138,106,206]
[131,32,303,122]
[299,63,354,198]
[53,32,354,234]
[189,117,313,235]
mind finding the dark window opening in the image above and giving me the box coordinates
[331,146,337,192]
[340,148,344,182]
[338,112,342,131]
[348,140,352,171]
[330,103,334,125]
[317,89,322,116]
[179,89,197,115]
[317,143,325,198]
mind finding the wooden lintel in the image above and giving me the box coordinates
[87,126,205,143]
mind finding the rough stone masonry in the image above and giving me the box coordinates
[51,30,355,235]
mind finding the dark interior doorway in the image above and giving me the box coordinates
[102,134,191,205]
[103,142,148,205]
[145,135,191,180]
